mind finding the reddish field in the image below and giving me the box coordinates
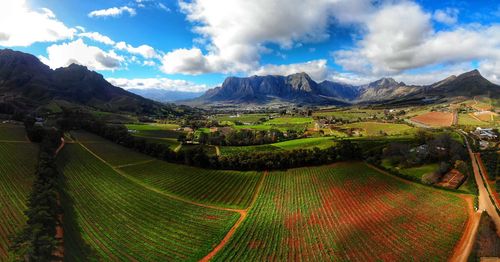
[214,162,469,261]
[411,111,454,127]
[437,169,465,189]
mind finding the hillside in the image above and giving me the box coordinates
[190,70,499,106]
[0,49,182,116]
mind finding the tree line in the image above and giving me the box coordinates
[11,119,62,261]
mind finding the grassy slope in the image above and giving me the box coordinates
[215,162,468,261]
[58,144,238,261]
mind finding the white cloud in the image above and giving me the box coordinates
[433,8,459,25]
[107,77,208,92]
[0,0,76,47]
[115,41,157,59]
[329,63,474,86]
[88,6,136,18]
[162,0,377,75]
[161,48,211,75]
[333,2,500,78]
[39,39,124,70]
[79,32,115,45]
[251,59,328,81]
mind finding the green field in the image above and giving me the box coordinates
[343,122,415,136]
[0,123,28,141]
[265,117,313,125]
[458,113,489,127]
[126,123,183,139]
[219,144,282,156]
[80,140,153,166]
[58,144,239,261]
[313,108,384,120]
[215,162,468,261]
[272,136,336,150]
[215,114,269,123]
[382,160,439,181]
[0,142,37,261]
[120,160,262,209]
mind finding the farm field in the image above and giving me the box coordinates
[135,136,180,149]
[215,162,468,261]
[272,136,336,150]
[399,164,439,181]
[265,117,313,125]
[458,113,489,127]
[313,108,384,120]
[80,139,153,166]
[58,144,239,261]
[120,160,262,209]
[343,122,415,136]
[411,112,454,127]
[0,123,28,141]
[220,144,282,156]
[214,114,269,123]
[0,141,38,260]
[126,123,183,139]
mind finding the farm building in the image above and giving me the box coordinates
[474,127,498,140]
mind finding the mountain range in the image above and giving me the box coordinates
[188,70,499,106]
[0,49,186,116]
[0,49,498,114]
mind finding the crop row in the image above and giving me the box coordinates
[215,162,468,261]
[120,160,261,209]
[58,144,239,261]
[0,143,38,260]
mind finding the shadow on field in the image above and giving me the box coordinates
[57,146,98,261]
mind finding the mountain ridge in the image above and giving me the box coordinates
[190,69,499,106]
[0,49,179,116]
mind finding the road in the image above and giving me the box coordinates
[450,132,500,262]
[463,132,500,233]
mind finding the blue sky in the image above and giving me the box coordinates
[1,0,500,91]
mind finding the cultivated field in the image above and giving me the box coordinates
[458,113,489,127]
[272,136,336,150]
[313,108,384,120]
[0,123,28,141]
[0,141,37,260]
[343,122,415,136]
[411,112,454,127]
[126,123,182,139]
[119,160,262,209]
[58,144,239,261]
[215,162,468,261]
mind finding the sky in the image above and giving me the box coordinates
[1,0,500,92]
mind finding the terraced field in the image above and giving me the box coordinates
[120,160,262,209]
[58,144,239,261]
[0,141,37,260]
[215,162,468,261]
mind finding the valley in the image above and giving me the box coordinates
[0,49,499,261]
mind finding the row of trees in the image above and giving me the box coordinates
[12,121,62,261]
[194,129,304,146]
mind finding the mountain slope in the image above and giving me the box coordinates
[193,70,499,106]
[0,49,175,115]
[197,72,351,105]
